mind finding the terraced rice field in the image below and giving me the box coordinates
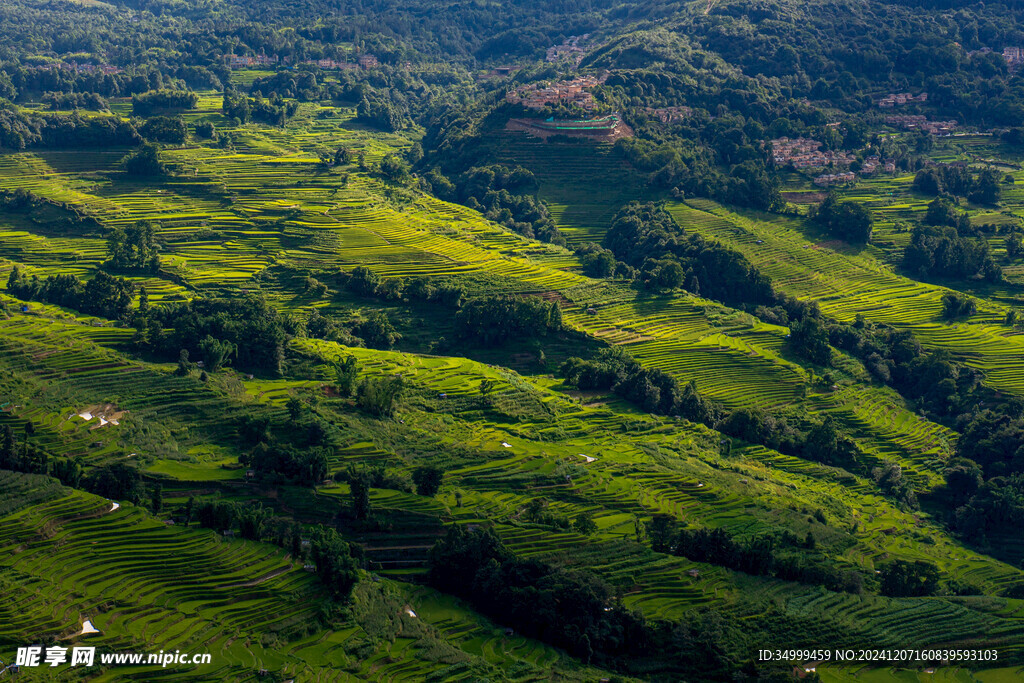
[3,102,1024,678]
[0,474,323,678]
[489,130,653,244]
[288,340,1024,624]
[0,106,957,437]
[4,298,1020,663]
[0,106,972,495]
[0,471,610,681]
[666,198,1024,397]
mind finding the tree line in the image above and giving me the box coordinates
[559,347,869,477]
[601,202,776,306]
[132,89,198,117]
[7,266,134,321]
[0,106,140,150]
[647,517,866,594]
[903,202,1001,282]
[913,165,1003,205]
[423,164,564,245]
[222,90,299,126]
[428,524,746,677]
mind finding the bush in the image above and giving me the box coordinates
[354,311,401,349]
[879,560,940,597]
[308,526,359,600]
[455,295,562,346]
[106,222,161,273]
[575,243,617,277]
[941,292,977,318]
[789,315,833,366]
[379,154,409,182]
[357,376,404,416]
[122,143,165,176]
[139,116,188,144]
[85,463,142,503]
[194,121,216,139]
[412,466,444,496]
[810,194,873,243]
[346,266,380,296]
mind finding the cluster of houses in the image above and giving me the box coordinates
[32,61,122,74]
[884,114,957,135]
[1003,47,1024,68]
[305,54,378,70]
[813,171,856,187]
[877,92,927,108]
[860,155,897,175]
[645,106,692,123]
[228,54,279,69]
[546,35,588,64]
[227,53,379,70]
[770,137,855,169]
[774,139,897,186]
[308,58,357,70]
[968,46,1024,69]
[506,76,601,111]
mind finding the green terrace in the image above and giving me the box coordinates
[0,472,608,681]
[663,198,1024,397]
[2,300,1022,655]
[2,101,1024,676]
[0,126,962,496]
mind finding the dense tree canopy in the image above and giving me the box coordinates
[7,267,134,321]
[149,295,288,375]
[810,194,873,243]
[604,202,774,305]
[455,295,562,346]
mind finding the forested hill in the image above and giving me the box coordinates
[4,0,1023,128]
[1,0,620,63]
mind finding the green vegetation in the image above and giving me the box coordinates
[132,89,199,117]
[4,0,1024,679]
[811,194,874,244]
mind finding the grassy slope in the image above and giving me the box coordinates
[4,302,1024,672]
[1,98,1024,678]
[0,470,612,681]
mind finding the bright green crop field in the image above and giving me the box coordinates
[2,97,1024,681]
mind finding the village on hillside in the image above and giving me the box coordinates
[546,35,589,65]
[884,115,957,135]
[770,137,858,169]
[226,53,379,70]
[505,75,605,111]
[876,92,928,108]
[966,45,1024,69]
[770,137,899,187]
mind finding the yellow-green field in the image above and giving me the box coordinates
[2,96,1024,679]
